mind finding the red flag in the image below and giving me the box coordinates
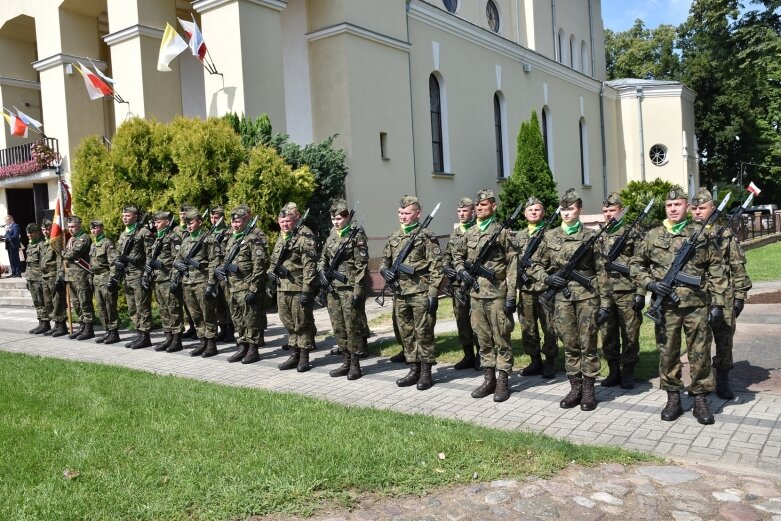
[3,111,28,137]
[178,17,207,61]
[747,182,762,196]
[51,179,72,245]
[75,62,113,100]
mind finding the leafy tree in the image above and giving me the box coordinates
[618,178,680,226]
[605,20,682,80]
[498,111,558,222]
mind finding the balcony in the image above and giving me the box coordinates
[0,138,60,181]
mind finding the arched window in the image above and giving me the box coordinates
[442,0,458,13]
[580,41,589,75]
[494,92,508,178]
[579,117,590,185]
[430,74,445,173]
[569,34,577,69]
[557,29,565,63]
[486,0,500,33]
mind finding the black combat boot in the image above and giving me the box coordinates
[257,333,265,347]
[131,332,151,349]
[715,368,735,400]
[660,390,683,421]
[227,343,248,363]
[620,364,635,390]
[281,343,290,351]
[329,352,351,377]
[692,394,715,425]
[601,360,621,387]
[28,321,41,334]
[202,338,219,358]
[521,355,544,376]
[297,349,311,372]
[471,368,497,398]
[165,333,182,352]
[50,321,68,337]
[389,350,406,363]
[68,322,85,340]
[103,329,121,345]
[221,323,235,344]
[124,331,141,348]
[241,343,260,364]
[580,376,598,411]
[95,331,108,344]
[417,363,433,391]
[494,370,510,402]
[182,321,196,339]
[278,348,300,370]
[37,321,51,335]
[155,332,173,352]
[453,344,476,370]
[542,356,556,379]
[77,323,95,341]
[396,363,421,387]
[560,376,583,409]
[190,338,207,357]
[347,352,363,381]
[29,320,46,334]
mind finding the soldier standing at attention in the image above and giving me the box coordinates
[270,203,318,372]
[40,219,67,337]
[210,206,235,345]
[379,196,444,391]
[516,197,558,379]
[179,203,197,340]
[599,193,646,389]
[149,211,184,353]
[531,189,610,411]
[61,216,95,340]
[25,223,49,334]
[318,199,369,380]
[630,186,727,424]
[452,189,518,402]
[217,206,269,364]
[90,220,120,345]
[690,188,751,400]
[443,197,480,371]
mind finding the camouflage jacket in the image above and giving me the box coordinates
[148,228,184,283]
[268,225,318,293]
[514,226,548,293]
[598,224,646,303]
[61,230,92,281]
[25,238,45,281]
[443,223,470,288]
[317,225,369,298]
[629,222,727,308]
[380,224,444,298]
[223,229,269,294]
[40,240,61,279]
[709,227,752,301]
[451,219,518,299]
[176,229,218,286]
[113,224,154,281]
[90,235,116,279]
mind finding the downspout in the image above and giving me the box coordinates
[515,0,520,44]
[551,0,557,60]
[405,0,418,197]
[587,0,596,77]
[636,86,646,181]
[599,83,608,198]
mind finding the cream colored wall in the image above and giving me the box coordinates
[309,0,408,40]
[0,37,38,80]
[0,84,41,148]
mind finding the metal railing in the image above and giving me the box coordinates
[735,211,781,242]
[0,138,59,168]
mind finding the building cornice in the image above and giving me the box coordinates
[0,77,41,90]
[614,84,696,103]
[307,22,411,53]
[193,0,286,15]
[103,24,164,46]
[0,168,56,188]
[32,54,107,73]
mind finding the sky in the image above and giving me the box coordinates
[601,0,693,31]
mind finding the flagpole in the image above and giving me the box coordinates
[55,160,73,335]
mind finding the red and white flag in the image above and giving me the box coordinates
[75,62,113,100]
[2,109,28,138]
[178,17,207,61]
[51,179,72,247]
[747,182,762,196]
[13,107,43,133]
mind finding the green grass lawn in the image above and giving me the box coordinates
[0,352,652,521]
[745,240,781,282]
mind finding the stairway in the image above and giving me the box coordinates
[0,276,33,307]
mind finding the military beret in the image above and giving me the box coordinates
[231,206,250,220]
[41,219,52,227]
[476,189,495,202]
[67,215,82,225]
[210,206,225,216]
[179,203,194,212]
[89,219,103,228]
[153,211,172,221]
[282,202,298,213]
[524,196,543,209]
[26,223,40,233]
[184,209,201,222]
[603,192,622,207]
[560,189,582,208]
[122,204,139,214]
[458,197,474,208]
[691,187,713,206]
[329,199,349,216]
[399,195,419,208]
[666,186,688,201]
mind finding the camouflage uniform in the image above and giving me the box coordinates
[149,217,185,339]
[24,225,47,325]
[210,209,235,339]
[40,226,66,329]
[89,221,119,333]
[114,211,155,336]
[61,218,94,329]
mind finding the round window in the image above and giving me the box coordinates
[649,144,668,166]
[486,0,500,32]
[442,0,458,13]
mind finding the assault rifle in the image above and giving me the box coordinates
[644,193,731,325]
[266,209,310,296]
[107,213,148,290]
[456,202,525,305]
[141,219,178,290]
[713,193,754,248]
[170,216,224,290]
[375,202,441,306]
[605,198,655,274]
[518,207,561,287]
[315,206,361,307]
[539,210,626,311]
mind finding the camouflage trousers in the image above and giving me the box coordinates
[278,291,315,349]
[553,296,600,378]
[451,290,477,348]
[93,274,119,330]
[214,282,230,326]
[154,280,183,334]
[470,297,514,373]
[125,276,152,332]
[183,282,216,339]
[655,305,715,394]
[66,276,94,324]
[326,288,362,353]
[227,290,263,345]
[712,296,736,370]
[394,293,436,364]
[27,278,47,321]
[600,291,641,366]
[42,275,65,322]
[518,289,557,359]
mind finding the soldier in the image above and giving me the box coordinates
[516,197,558,379]
[216,206,269,363]
[147,211,184,352]
[599,193,646,389]
[443,197,480,371]
[40,219,67,337]
[530,189,610,411]
[179,203,197,339]
[173,209,219,357]
[379,195,444,390]
[269,203,318,371]
[210,206,235,344]
[112,204,154,349]
[25,223,49,334]
[317,199,369,380]
[690,187,752,400]
[89,220,120,344]
[452,189,518,402]
[630,186,727,424]
[61,215,95,340]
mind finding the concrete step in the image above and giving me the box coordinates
[0,276,33,307]
[0,296,34,307]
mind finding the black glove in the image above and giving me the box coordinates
[544,271,567,289]
[380,267,396,283]
[443,264,457,280]
[106,278,117,291]
[632,294,645,312]
[267,271,278,287]
[709,305,724,329]
[352,294,364,309]
[733,299,745,319]
[205,284,216,300]
[318,270,330,288]
[149,259,162,270]
[113,258,126,271]
[300,291,313,307]
[172,260,188,274]
[504,298,516,316]
[426,296,438,315]
[215,266,227,282]
[245,291,257,306]
[597,308,610,326]
[648,281,673,297]
[55,277,65,291]
[458,269,475,286]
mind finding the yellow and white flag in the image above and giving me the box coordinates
[157,23,188,72]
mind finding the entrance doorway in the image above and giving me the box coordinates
[6,188,36,271]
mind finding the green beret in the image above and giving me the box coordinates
[210,206,225,216]
[89,219,103,228]
[41,219,52,227]
[179,203,194,212]
[184,209,201,222]
[153,211,173,221]
[329,199,349,216]
[691,187,713,206]
[458,197,474,208]
[231,207,250,220]
[476,189,495,202]
[524,196,543,209]
[67,215,82,225]
[122,204,139,214]
[559,189,581,208]
[603,192,622,207]
[399,195,419,208]
[26,223,40,233]
[666,186,688,201]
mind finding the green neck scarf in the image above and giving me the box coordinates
[232,231,245,241]
[663,218,688,235]
[528,222,543,236]
[125,223,137,234]
[189,228,203,239]
[608,218,624,234]
[460,218,476,232]
[156,229,166,238]
[283,231,293,241]
[561,221,582,235]
[338,224,351,238]
[74,229,86,237]
[477,215,495,232]
[401,221,420,234]
[93,233,105,243]
[30,237,43,245]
